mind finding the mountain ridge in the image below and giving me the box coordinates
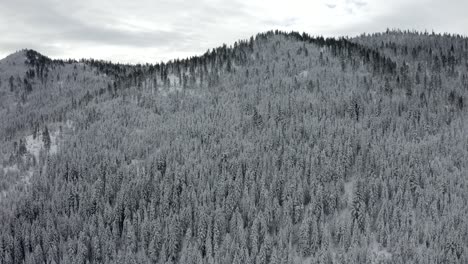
[0,29,467,263]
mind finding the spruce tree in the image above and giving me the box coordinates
[43,126,51,151]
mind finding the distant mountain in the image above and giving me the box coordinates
[0,30,467,264]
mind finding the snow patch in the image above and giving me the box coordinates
[370,239,392,263]
[167,74,180,87]
[160,86,183,97]
[66,119,75,131]
[26,135,43,161]
[0,122,74,202]
[2,164,19,174]
[25,129,60,161]
[49,130,59,154]
[344,180,355,206]
[22,170,34,185]
[131,159,143,166]
[298,70,309,79]
[157,74,184,96]
[0,165,33,203]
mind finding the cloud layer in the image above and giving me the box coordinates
[1,0,466,63]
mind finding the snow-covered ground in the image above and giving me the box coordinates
[1,123,73,203]
[160,74,184,96]
[0,164,29,203]
[298,70,309,79]
[344,179,355,206]
[2,164,18,175]
[25,129,60,161]
[370,238,392,263]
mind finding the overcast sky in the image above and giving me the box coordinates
[1,0,466,64]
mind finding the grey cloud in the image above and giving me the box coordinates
[327,0,468,37]
[347,0,367,8]
[342,0,367,14]
[262,17,299,28]
[60,25,191,48]
[1,0,468,63]
[0,0,254,61]
[1,0,193,48]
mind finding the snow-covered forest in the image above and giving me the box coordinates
[0,30,467,263]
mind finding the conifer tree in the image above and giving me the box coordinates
[42,125,51,151]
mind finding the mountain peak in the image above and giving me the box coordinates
[0,49,28,65]
[0,49,52,66]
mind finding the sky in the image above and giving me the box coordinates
[1,0,467,64]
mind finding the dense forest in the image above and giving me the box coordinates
[0,29,467,263]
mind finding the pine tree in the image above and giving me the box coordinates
[18,138,27,156]
[9,75,14,92]
[42,126,51,151]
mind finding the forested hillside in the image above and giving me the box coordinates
[0,30,467,264]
